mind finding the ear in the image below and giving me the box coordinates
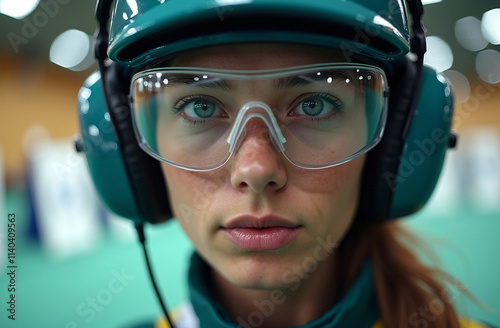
[76,72,171,223]
[388,65,456,218]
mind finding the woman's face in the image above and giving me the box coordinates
[162,44,366,290]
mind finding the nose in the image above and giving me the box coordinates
[230,118,287,193]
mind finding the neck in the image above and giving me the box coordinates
[211,252,339,328]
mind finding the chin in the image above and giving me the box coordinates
[228,270,291,291]
[216,251,309,290]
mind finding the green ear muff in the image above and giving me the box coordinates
[76,72,142,221]
[388,65,455,218]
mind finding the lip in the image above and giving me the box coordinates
[221,215,302,251]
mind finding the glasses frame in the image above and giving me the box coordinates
[129,63,390,171]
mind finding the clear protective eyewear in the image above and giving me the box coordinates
[130,63,389,171]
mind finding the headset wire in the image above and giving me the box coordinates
[136,223,176,328]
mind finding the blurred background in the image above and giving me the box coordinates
[0,0,499,327]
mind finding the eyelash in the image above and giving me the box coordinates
[292,92,344,121]
[172,93,343,125]
[172,95,208,112]
[173,95,224,125]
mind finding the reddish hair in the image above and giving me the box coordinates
[338,221,463,328]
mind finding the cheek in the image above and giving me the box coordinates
[162,165,228,226]
[162,166,208,248]
[292,156,364,227]
[296,156,364,199]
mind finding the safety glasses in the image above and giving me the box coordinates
[130,63,389,171]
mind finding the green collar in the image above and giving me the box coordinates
[188,252,379,328]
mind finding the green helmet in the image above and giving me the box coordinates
[106,0,411,68]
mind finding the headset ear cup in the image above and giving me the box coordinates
[92,3,171,224]
[77,70,172,223]
[77,72,144,221]
[356,57,419,224]
[388,66,454,218]
[101,63,172,224]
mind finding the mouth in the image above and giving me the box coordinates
[220,215,302,251]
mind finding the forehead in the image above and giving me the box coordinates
[168,44,350,70]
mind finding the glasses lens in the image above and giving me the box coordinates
[131,64,388,171]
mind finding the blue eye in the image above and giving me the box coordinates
[174,96,226,121]
[192,99,216,118]
[293,94,343,118]
[301,98,325,116]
